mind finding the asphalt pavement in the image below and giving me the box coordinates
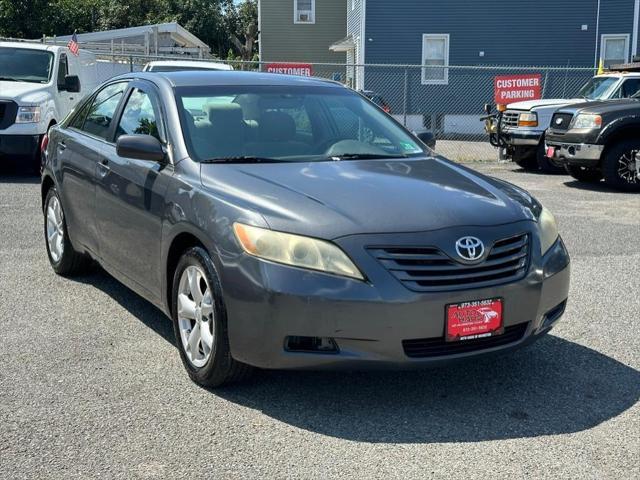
[0,162,638,479]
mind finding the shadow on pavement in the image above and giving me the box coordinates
[563,180,635,194]
[75,268,639,444]
[0,173,40,185]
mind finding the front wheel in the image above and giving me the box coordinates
[565,164,603,183]
[602,140,640,192]
[171,247,253,387]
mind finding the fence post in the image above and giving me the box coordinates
[403,67,408,127]
[129,55,133,73]
[541,70,549,99]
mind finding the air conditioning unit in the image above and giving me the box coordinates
[297,11,313,22]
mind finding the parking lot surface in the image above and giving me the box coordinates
[0,162,638,479]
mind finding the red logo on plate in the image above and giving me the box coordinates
[446,299,503,342]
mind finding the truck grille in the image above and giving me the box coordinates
[550,113,573,131]
[402,322,529,358]
[368,233,530,292]
[500,111,520,129]
[0,101,17,130]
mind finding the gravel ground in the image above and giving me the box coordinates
[0,162,638,479]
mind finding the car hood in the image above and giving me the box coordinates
[200,157,538,239]
[556,98,640,115]
[507,98,584,110]
[0,80,51,103]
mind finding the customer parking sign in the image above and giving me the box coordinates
[494,74,542,103]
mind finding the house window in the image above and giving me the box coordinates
[294,0,315,24]
[601,34,630,68]
[422,34,449,85]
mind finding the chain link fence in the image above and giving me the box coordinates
[97,54,596,162]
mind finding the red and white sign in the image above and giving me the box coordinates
[446,298,504,342]
[494,74,542,103]
[265,63,313,77]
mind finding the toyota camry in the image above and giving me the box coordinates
[41,71,570,386]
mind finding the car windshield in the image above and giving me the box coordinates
[0,47,53,83]
[577,77,619,100]
[175,85,426,163]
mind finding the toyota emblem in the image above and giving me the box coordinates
[455,236,485,262]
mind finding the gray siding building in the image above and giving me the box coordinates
[259,0,347,67]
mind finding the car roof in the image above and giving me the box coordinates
[145,60,233,70]
[128,70,345,88]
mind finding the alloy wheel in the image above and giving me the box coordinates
[617,149,639,184]
[46,195,65,263]
[177,265,215,368]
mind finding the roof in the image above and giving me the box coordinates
[145,60,233,71]
[131,70,345,88]
[330,35,355,52]
[56,22,209,51]
[0,41,62,52]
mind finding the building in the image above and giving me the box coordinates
[259,0,347,80]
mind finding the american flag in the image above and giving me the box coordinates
[67,31,79,56]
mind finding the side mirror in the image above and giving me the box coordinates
[483,103,492,115]
[64,75,81,93]
[116,135,165,162]
[413,129,436,149]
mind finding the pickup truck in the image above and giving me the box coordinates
[495,72,640,173]
[545,96,640,191]
[0,41,98,172]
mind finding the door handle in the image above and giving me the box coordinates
[97,158,110,178]
[100,158,108,166]
[58,142,66,151]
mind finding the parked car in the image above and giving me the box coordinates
[0,41,98,171]
[42,71,570,387]
[545,95,640,191]
[143,60,233,72]
[491,71,640,173]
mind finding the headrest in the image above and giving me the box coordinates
[260,111,296,141]
[205,102,244,126]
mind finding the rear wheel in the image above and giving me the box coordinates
[43,187,89,276]
[602,140,640,192]
[171,247,253,387]
[564,164,603,183]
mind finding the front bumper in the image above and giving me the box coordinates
[222,224,570,370]
[501,128,544,146]
[0,134,40,159]
[545,140,604,166]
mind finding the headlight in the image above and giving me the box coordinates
[538,207,559,255]
[15,106,41,124]
[571,113,602,129]
[518,112,538,127]
[233,223,364,280]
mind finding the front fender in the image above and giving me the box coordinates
[598,115,640,143]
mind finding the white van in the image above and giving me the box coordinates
[0,42,98,170]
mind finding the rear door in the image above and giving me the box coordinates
[58,81,128,255]
[94,81,172,298]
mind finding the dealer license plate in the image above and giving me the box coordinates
[546,146,556,158]
[446,298,504,342]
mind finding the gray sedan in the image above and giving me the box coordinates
[41,71,570,386]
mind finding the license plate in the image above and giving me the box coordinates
[446,299,504,342]
[546,146,556,158]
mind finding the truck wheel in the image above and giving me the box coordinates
[565,165,602,183]
[536,141,564,174]
[513,151,538,170]
[602,140,640,192]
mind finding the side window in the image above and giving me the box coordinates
[69,98,92,129]
[621,79,640,97]
[82,82,127,140]
[56,55,68,90]
[115,89,161,141]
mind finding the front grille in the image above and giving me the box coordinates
[402,322,529,358]
[368,233,530,292]
[0,101,17,130]
[500,111,520,129]
[550,112,573,131]
[0,103,5,121]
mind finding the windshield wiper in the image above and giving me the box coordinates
[329,153,408,161]
[200,156,284,164]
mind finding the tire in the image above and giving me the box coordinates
[171,247,253,387]
[536,141,564,174]
[43,187,89,276]
[513,151,538,170]
[564,164,603,183]
[602,140,640,192]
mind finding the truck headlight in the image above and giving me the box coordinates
[233,223,364,280]
[518,112,538,127]
[538,207,559,255]
[571,113,602,129]
[15,106,41,124]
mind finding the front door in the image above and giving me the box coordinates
[94,83,171,298]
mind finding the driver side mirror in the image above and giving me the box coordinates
[116,135,165,162]
[483,103,492,115]
[64,75,81,93]
[413,129,436,149]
